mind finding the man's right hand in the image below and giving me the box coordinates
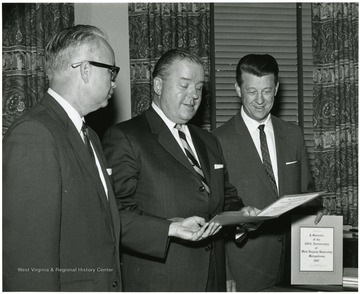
[168,216,222,241]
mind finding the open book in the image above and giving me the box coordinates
[210,191,325,226]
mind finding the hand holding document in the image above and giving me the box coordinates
[210,192,325,226]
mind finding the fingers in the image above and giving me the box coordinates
[200,222,222,239]
[169,217,222,241]
[314,208,329,225]
[239,206,259,216]
[212,223,222,235]
[242,222,261,231]
[226,280,236,292]
[253,207,262,215]
[314,210,324,225]
[191,216,206,227]
[190,223,209,240]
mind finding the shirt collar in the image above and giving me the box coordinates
[241,106,273,133]
[152,101,179,130]
[48,88,83,133]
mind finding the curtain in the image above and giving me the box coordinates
[312,3,358,226]
[2,3,74,136]
[128,3,211,129]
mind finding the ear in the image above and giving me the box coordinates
[80,61,91,83]
[153,77,163,96]
[275,81,279,96]
[234,82,242,98]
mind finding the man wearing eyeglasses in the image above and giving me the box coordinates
[3,25,217,292]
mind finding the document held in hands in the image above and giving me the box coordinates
[210,192,324,226]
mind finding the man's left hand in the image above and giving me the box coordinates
[168,216,222,241]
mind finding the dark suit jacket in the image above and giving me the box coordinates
[102,107,244,292]
[213,111,313,291]
[3,94,170,291]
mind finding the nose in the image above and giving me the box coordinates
[189,86,200,100]
[111,80,117,89]
[255,92,265,104]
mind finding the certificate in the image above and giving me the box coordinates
[258,192,324,217]
[300,227,334,271]
[291,215,343,285]
[210,192,324,226]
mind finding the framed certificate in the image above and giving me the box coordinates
[291,215,343,285]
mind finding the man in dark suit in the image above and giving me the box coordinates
[102,49,259,292]
[3,26,215,291]
[213,54,328,291]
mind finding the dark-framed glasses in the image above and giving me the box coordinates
[71,61,120,82]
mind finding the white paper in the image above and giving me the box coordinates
[300,227,334,271]
[257,192,323,217]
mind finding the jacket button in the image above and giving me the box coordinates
[205,243,213,251]
[199,186,205,192]
[278,236,283,242]
[112,281,118,288]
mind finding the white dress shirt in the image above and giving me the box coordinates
[48,88,108,198]
[241,106,279,190]
[152,102,202,165]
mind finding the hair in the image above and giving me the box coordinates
[235,54,279,86]
[152,48,204,80]
[45,24,107,80]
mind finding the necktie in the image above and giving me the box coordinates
[81,122,109,199]
[175,124,210,194]
[81,122,95,162]
[258,124,278,196]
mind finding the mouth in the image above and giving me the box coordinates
[183,104,196,112]
[253,104,266,111]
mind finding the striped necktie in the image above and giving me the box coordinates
[81,122,95,162]
[258,124,278,196]
[175,124,210,194]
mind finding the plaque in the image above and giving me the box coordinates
[291,215,343,285]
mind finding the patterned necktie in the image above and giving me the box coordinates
[81,122,95,162]
[258,124,278,196]
[175,124,210,194]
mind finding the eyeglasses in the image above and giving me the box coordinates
[71,61,120,82]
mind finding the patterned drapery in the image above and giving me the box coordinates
[2,3,74,136]
[312,3,358,226]
[128,3,211,129]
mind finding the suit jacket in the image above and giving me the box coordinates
[3,93,170,291]
[102,106,244,292]
[213,111,313,291]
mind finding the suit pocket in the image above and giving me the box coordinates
[283,160,301,194]
[211,168,225,194]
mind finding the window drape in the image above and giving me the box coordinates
[312,3,358,226]
[2,3,74,136]
[128,3,211,129]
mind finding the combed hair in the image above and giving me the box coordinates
[45,25,106,80]
[236,54,279,85]
[152,48,204,80]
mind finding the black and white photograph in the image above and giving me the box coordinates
[2,1,358,292]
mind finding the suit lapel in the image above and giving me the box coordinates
[272,116,286,198]
[146,107,207,185]
[235,114,278,200]
[41,94,113,221]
